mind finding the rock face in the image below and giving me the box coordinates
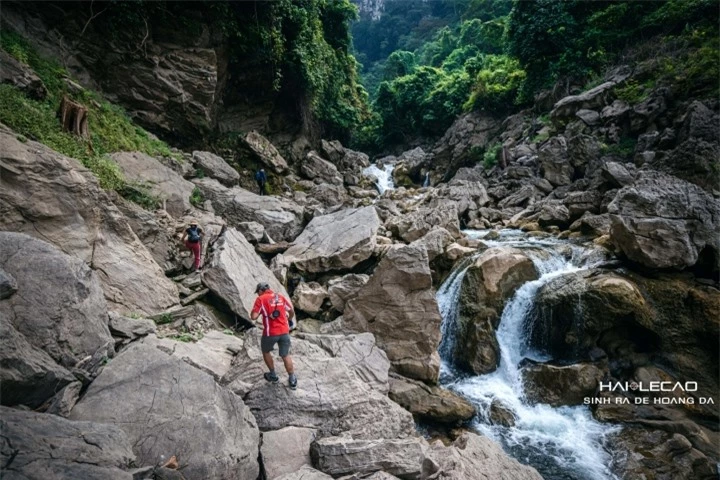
[344,244,443,383]
[0,232,113,370]
[202,228,289,320]
[410,228,455,262]
[194,178,305,241]
[0,48,47,99]
[388,375,475,423]
[522,360,605,407]
[302,151,344,186]
[311,436,427,478]
[433,112,500,177]
[0,128,179,315]
[275,207,380,273]
[111,151,195,218]
[292,282,329,315]
[456,247,538,374]
[71,342,260,480]
[192,150,239,187]
[0,406,136,479]
[608,171,720,270]
[327,274,370,312]
[244,130,289,173]
[223,330,415,440]
[422,433,543,480]
[262,427,317,479]
[386,205,461,243]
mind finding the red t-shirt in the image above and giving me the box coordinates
[252,290,292,337]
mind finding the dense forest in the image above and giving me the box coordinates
[351,0,719,152]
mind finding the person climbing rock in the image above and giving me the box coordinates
[255,168,267,195]
[182,220,204,271]
[251,282,297,390]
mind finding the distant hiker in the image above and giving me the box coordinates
[182,220,204,271]
[255,168,267,195]
[251,282,297,390]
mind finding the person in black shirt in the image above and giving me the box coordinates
[182,220,204,271]
[255,168,267,195]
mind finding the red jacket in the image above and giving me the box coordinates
[252,290,292,336]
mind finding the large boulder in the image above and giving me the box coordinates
[275,207,380,273]
[71,342,260,480]
[301,151,344,186]
[550,73,628,121]
[243,131,289,173]
[202,228,289,320]
[0,232,113,368]
[0,406,136,479]
[194,177,305,241]
[388,375,475,424]
[327,274,370,312]
[192,150,239,187]
[222,330,415,440]
[410,228,455,262]
[311,436,427,479]
[432,112,500,177]
[292,282,329,315]
[539,136,574,187]
[262,426,317,479]
[521,360,605,407]
[455,247,538,374]
[344,244,443,383]
[111,151,195,218]
[608,171,720,270]
[0,48,47,99]
[386,205,461,243]
[421,432,543,480]
[0,128,179,315]
[428,180,490,218]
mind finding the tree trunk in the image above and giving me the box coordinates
[58,96,89,138]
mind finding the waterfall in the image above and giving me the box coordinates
[437,230,620,480]
[423,172,430,187]
[363,163,395,194]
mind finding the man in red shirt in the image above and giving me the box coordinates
[250,282,297,390]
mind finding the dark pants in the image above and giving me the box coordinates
[261,334,291,357]
[257,180,265,195]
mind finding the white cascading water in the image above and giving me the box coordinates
[438,230,620,480]
[362,163,395,194]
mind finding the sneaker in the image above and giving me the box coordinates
[264,371,279,384]
[288,373,297,390]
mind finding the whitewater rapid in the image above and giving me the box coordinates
[437,229,620,480]
[363,163,395,194]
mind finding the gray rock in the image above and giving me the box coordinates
[551,73,629,121]
[194,178,305,242]
[489,400,516,427]
[0,232,113,368]
[45,381,83,417]
[244,131,289,173]
[539,136,574,186]
[522,361,605,407]
[0,406,136,479]
[262,427,317,479]
[562,190,601,219]
[298,332,390,393]
[569,213,611,237]
[237,221,266,244]
[311,436,426,478]
[202,228,289,320]
[498,185,537,209]
[386,205,461,243]
[576,108,600,125]
[225,330,414,440]
[71,342,260,480]
[321,139,345,163]
[0,49,47,99]
[421,432,543,480]
[601,99,631,121]
[0,268,18,299]
[388,375,475,423]
[275,206,380,273]
[433,113,500,174]
[192,150,239,187]
[608,171,720,269]
[602,161,635,187]
[111,151,195,218]
[344,244,442,383]
[309,183,351,208]
[108,312,157,342]
[431,180,490,216]
[537,201,571,227]
[275,465,333,480]
[327,274,370,312]
[0,128,179,315]
[410,228,455,262]
[302,151,344,185]
[292,282,329,315]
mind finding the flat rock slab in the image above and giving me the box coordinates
[261,426,317,479]
[275,206,380,273]
[70,342,260,480]
[192,150,239,187]
[0,405,136,479]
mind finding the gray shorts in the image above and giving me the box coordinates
[261,334,291,357]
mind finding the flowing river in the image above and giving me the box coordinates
[363,162,395,194]
[437,229,621,480]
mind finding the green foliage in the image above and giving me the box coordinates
[154,313,174,325]
[0,29,177,207]
[170,333,197,343]
[189,187,204,208]
[601,137,637,157]
[483,143,502,169]
[464,55,526,113]
[222,329,235,335]
[120,183,160,210]
[614,79,653,104]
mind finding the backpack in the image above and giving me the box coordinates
[187,226,201,243]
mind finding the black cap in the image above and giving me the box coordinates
[255,282,270,294]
